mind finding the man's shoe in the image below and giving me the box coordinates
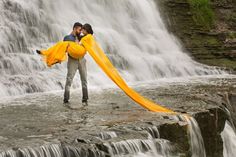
[63,99,69,104]
[63,100,72,109]
[36,50,41,54]
[82,101,88,107]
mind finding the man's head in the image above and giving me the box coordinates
[72,22,83,36]
[81,23,93,36]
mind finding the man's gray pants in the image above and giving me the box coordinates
[64,56,88,102]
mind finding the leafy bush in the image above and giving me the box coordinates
[188,0,215,29]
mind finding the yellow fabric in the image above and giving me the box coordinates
[40,35,174,113]
[41,41,86,67]
[67,42,86,59]
[81,35,174,113]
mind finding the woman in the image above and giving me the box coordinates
[81,23,93,37]
[37,23,94,67]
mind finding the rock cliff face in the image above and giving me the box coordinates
[158,0,236,71]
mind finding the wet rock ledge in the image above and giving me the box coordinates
[0,77,235,157]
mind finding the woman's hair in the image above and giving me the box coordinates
[82,23,94,35]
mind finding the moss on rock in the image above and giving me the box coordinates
[188,0,215,29]
[157,0,236,72]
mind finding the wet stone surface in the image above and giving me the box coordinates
[0,76,236,157]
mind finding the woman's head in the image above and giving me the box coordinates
[82,23,93,35]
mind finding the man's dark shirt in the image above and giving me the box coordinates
[63,34,83,42]
[63,34,76,42]
[63,34,84,58]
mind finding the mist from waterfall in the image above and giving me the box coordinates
[0,0,224,97]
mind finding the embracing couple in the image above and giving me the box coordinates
[37,22,93,107]
[63,22,94,107]
[37,22,173,113]
[37,22,94,108]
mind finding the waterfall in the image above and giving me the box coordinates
[185,117,206,157]
[146,126,160,139]
[102,128,177,157]
[0,144,106,157]
[0,0,224,97]
[97,131,118,140]
[0,140,175,157]
[0,129,179,157]
[0,116,212,157]
[221,121,236,157]
[103,139,174,157]
[175,115,206,157]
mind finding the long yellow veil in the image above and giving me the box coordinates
[40,34,174,113]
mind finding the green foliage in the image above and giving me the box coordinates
[228,32,236,39]
[229,13,236,23]
[188,0,215,29]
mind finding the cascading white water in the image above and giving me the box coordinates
[103,139,175,157]
[97,129,176,157]
[146,126,160,139]
[185,117,206,157]
[174,115,206,157]
[0,144,106,157]
[0,129,179,157]
[0,0,224,97]
[97,131,118,140]
[145,126,175,157]
[221,121,236,157]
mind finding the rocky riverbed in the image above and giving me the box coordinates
[0,75,236,157]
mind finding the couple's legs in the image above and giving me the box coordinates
[64,57,88,103]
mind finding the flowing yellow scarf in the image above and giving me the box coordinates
[40,34,174,113]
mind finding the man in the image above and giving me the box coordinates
[63,22,88,106]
